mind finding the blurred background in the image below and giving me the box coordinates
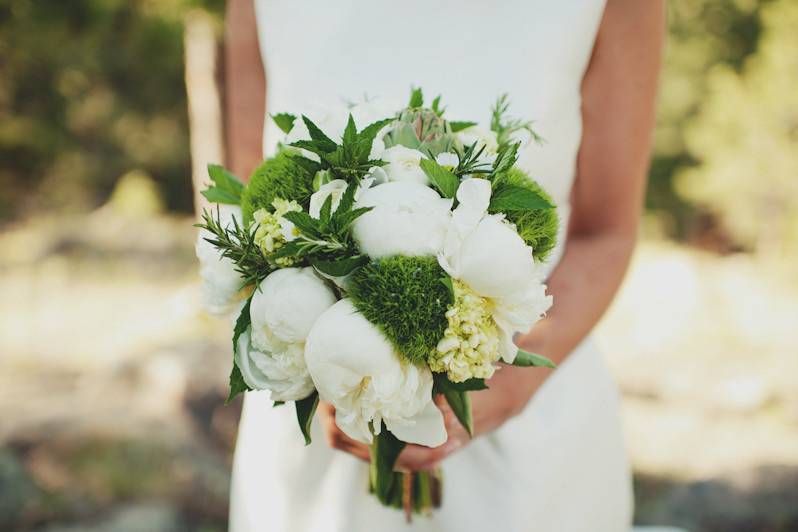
[0,0,796,530]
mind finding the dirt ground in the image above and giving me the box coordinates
[1,210,796,531]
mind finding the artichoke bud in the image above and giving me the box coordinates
[385,108,457,156]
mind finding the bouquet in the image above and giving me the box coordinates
[195,89,559,516]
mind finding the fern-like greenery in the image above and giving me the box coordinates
[348,256,452,365]
[501,167,559,261]
[240,152,316,224]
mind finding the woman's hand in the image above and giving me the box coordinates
[317,361,552,471]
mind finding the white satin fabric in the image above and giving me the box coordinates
[231,1,634,530]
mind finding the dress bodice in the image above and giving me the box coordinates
[254,0,606,271]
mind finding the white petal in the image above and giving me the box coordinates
[385,399,447,447]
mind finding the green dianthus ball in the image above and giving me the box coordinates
[503,167,560,261]
[241,152,315,224]
[348,256,452,365]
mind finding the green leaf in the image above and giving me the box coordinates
[408,87,423,108]
[226,298,253,404]
[201,188,240,204]
[443,387,473,436]
[511,348,556,368]
[342,114,357,146]
[332,206,372,231]
[357,118,394,145]
[433,373,474,436]
[295,391,319,445]
[489,184,554,213]
[491,142,520,177]
[272,113,297,134]
[319,193,333,223]
[369,424,407,504]
[449,120,477,132]
[440,276,455,301]
[281,211,322,238]
[419,159,460,199]
[310,255,368,277]
[445,378,488,392]
[431,95,444,116]
[301,115,338,153]
[204,164,244,205]
[334,181,358,215]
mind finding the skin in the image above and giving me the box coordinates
[221,0,665,471]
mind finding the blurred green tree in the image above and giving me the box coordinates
[675,0,798,255]
[0,0,222,222]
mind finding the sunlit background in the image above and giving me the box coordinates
[1,1,797,531]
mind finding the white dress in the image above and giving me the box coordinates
[230,1,634,530]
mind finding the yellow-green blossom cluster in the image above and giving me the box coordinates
[252,198,302,267]
[429,279,501,382]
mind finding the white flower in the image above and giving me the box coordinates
[352,181,453,258]
[236,329,315,401]
[196,204,249,318]
[309,179,348,218]
[438,178,552,363]
[304,299,447,446]
[435,152,459,168]
[240,267,337,401]
[380,145,430,185]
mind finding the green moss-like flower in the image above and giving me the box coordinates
[502,167,559,261]
[241,152,315,225]
[348,256,452,365]
[429,279,501,383]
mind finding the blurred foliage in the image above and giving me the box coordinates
[674,0,798,255]
[0,0,795,254]
[0,0,222,222]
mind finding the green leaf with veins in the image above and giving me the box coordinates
[272,113,297,134]
[295,391,319,445]
[226,298,253,404]
[419,159,460,198]
[489,184,554,212]
[202,164,244,204]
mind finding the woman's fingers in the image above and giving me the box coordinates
[317,402,371,462]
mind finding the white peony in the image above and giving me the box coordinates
[380,145,430,185]
[235,329,315,401]
[196,204,249,318]
[438,178,552,363]
[240,267,337,401]
[352,181,453,258]
[304,299,447,446]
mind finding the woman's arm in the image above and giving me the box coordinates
[224,0,266,181]
[318,0,666,469]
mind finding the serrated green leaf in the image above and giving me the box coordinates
[489,184,554,213]
[226,298,253,404]
[408,87,423,108]
[420,159,460,199]
[370,423,406,504]
[334,181,358,215]
[311,255,368,277]
[332,206,372,231]
[301,115,338,153]
[357,118,394,144]
[201,188,240,205]
[449,120,477,133]
[204,164,244,205]
[295,391,319,445]
[491,142,520,177]
[342,114,357,146]
[511,349,556,368]
[272,113,297,134]
[281,211,323,238]
[319,193,333,223]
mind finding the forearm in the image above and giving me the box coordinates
[224,0,266,180]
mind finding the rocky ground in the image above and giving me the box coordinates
[1,207,796,531]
